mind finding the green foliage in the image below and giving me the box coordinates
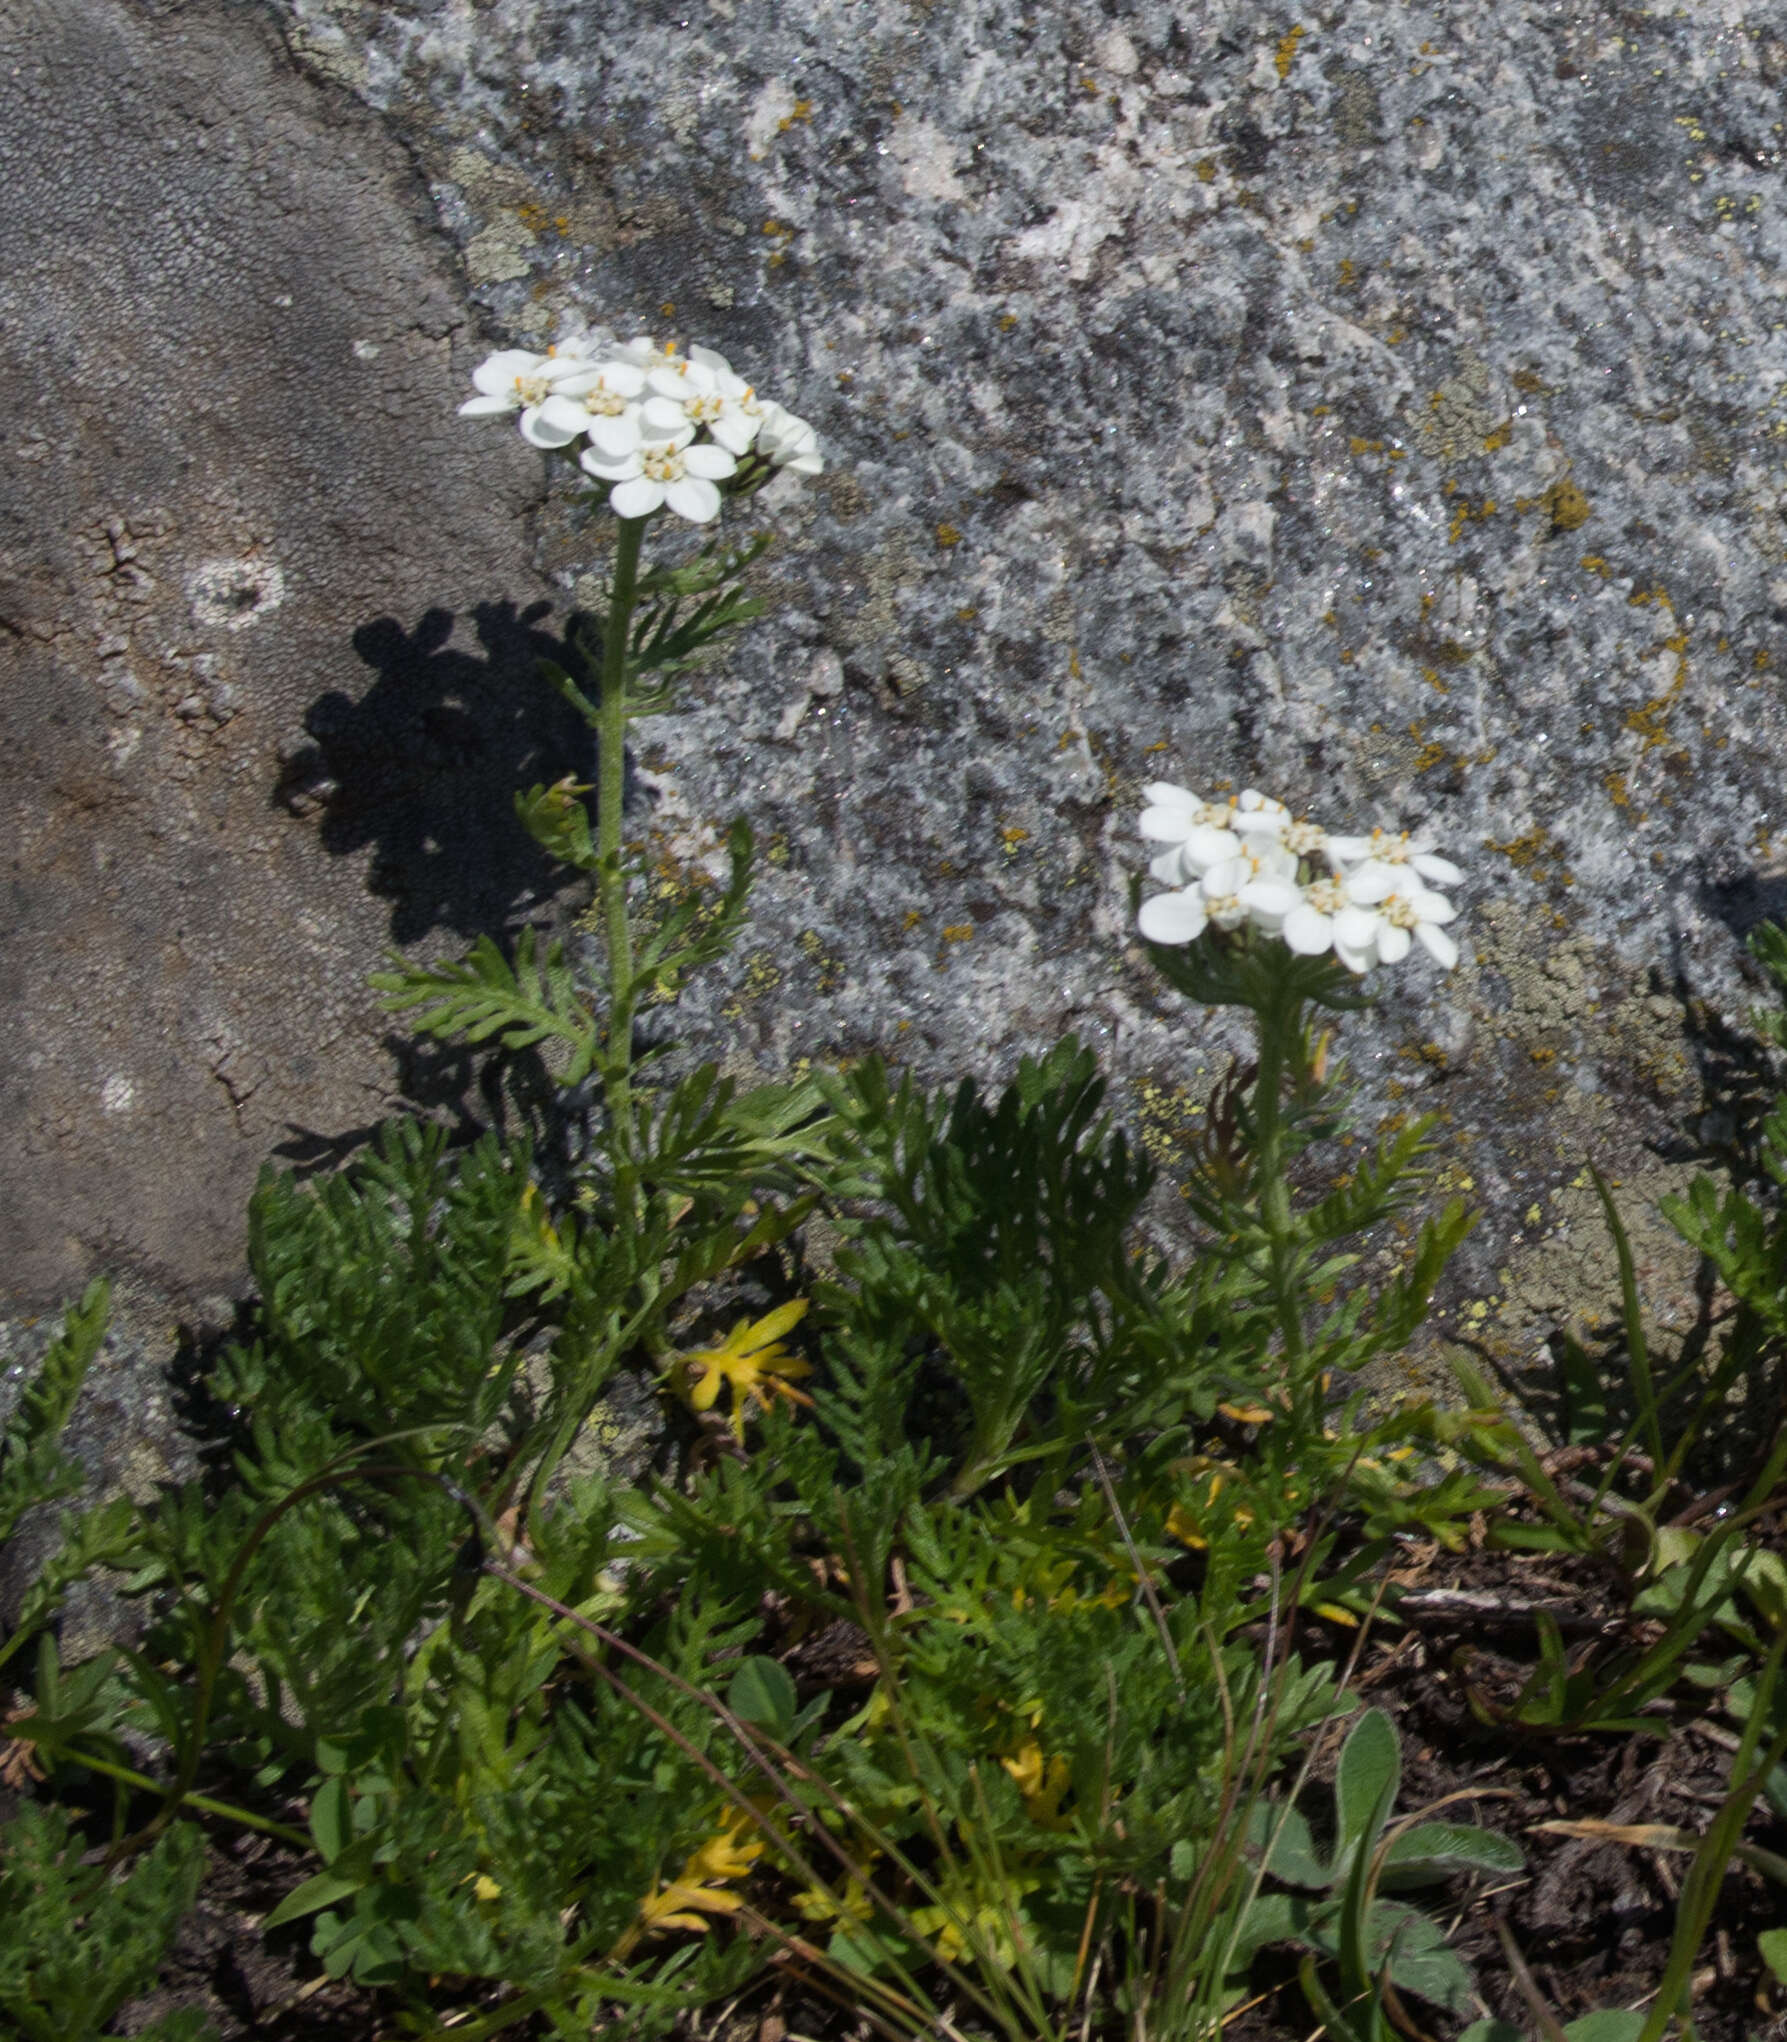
[0,1278,109,1545]
[0,1805,212,2042]
[559,530,774,709]
[371,926,602,1083]
[1238,1708,1522,2026]
[0,1281,148,1680]
[2,500,1534,2042]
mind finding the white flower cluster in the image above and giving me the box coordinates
[460,335,822,524]
[1138,783,1463,974]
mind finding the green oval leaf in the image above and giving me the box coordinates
[726,1655,797,1741]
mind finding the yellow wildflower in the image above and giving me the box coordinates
[1003,1740,1073,1830]
[675,1299,814,1441]
[637,1804,765,1937]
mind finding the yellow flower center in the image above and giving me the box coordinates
[1382,893,1422,930]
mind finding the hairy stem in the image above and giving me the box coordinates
[1250,978,1312,1413]
[595,514,648,1223]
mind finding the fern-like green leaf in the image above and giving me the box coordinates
[0,1278,109,1545]
[372,930,600,1083]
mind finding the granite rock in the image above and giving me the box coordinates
[0,0,578,1309]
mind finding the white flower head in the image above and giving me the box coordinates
[531,358,651,459]
[581,420,738,524]
[1326,826,1464,899]
[1139,853,1298,947]
[1335,884,1459,970]
[755,400,824,475]
[1282,874,1374,972]
[641,347,768,457]
[1140,784,1271,884]
[459,347,592,446]
[1136,784,1464,976]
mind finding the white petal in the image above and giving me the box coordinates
[689,344,737,377]
[609,477,665,519]
[641,417,696,452]
[1345,863,1395,904]
[1412,851,1464,887]
[535,393,595,437]
[1414,922,1460,969]
[1333,936,1374,976]
[581,446,640,480]
[663,474,723,523]
[586,414,643,460]
[640,395,692,436]
[473,350,541,395]
[708,411,762,455]
[1200,857,1248,898]
[1411,888,1457,924]
[1141,802,1197,843]
[1333,906,1381,950]
[519,405,580,448]
[682,442,738,480]
[1376,925,1412,965]
[1143,781,1199,812]
[1138,891,1209,945]
[1281,904,1333,956]
[1242,880,1299,917]
[1325,834,1370,862]
[1149,847,1191,885]
[459,393,516,416]
[1185,828,1242,872]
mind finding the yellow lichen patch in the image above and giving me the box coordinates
[1486,828,1573,886]
[1604,770,1631,809]
[941,922,975,943]
[935,523,961,548]
[1447,495,1497,544]
[1480,421,1514,452]
[796,928,847,993]
[1195,156,1219,182]
[776,99,814,131]
[1274,23,1305,77]
[1543,479,1592,531]
[1131,1074,1203,1168]
[1579,555,1613,579]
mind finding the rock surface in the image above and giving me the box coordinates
[13,0,1787,1402]
[0,0,576,1309]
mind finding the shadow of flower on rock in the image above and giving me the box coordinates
[282,599,593,944]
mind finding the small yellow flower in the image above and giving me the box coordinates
[675,1299,814,1441]
[1003,1740,1073,1830]
[638,1804,765,1937]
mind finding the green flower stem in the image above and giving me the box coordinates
[1250,978,1313,1414]
[594,514,648,1221]
[6,1723,309,1849]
